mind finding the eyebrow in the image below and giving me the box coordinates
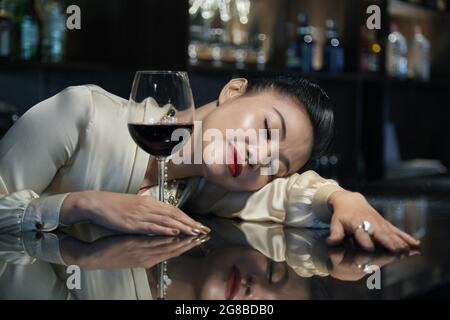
[273,107,286,140]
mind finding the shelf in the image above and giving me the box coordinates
[389,0,450,19]
[1,60,448,87]
[0,60,124,72]
[190,62,368,81]
[189,63,450,87]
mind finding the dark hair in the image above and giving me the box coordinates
[245,75,335,171]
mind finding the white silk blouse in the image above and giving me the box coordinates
[0,85,343,234]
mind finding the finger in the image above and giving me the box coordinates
[144,214,202,236]
[354,228,375,252]
[167,236,208,255]
[158,236,200,253]
[391,233,410,252]
[137,223,180,236]
[373,229,408,252]
[371,255,397,267]
[165,206,211,233]
[141,195,203,230]
[373,230,401,252]
[327,217,345,246]
[141,236,180,248]
[145,237,196,255]
[390,225,421,247]
[155,204,210,234]
[158,236,209,261]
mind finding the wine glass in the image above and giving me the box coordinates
[127,71,195,299]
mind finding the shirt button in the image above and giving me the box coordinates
[35,222,43,230]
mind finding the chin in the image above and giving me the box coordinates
[203,164,266,192]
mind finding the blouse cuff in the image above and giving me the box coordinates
[23,193,70,232]
[311,184,344,224]
[22,232,66,265]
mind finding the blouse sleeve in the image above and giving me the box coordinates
[0,86,93,234]
[236,222,331,277]
[190,170,343,228]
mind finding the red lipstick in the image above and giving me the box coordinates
[225,265,241,300]
[227,144,243,178]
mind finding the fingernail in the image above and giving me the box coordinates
[195,235,210,243]
[191,229,201,235]
[200,225,211,233]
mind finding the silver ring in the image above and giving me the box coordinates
[357,220,374,236]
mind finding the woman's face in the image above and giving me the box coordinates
[200,80,313,192]
[199,246,310,300]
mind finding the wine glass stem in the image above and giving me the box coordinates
[157,156,166,299]
[157,157,166,203]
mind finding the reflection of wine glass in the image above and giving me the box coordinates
[127,71,195,300]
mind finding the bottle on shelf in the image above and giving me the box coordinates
[423,0,438,10]
[39,0,66,63]
[410,25,430,81]
[386,23,408,78]
[18,0,40,61]
[436,0,447,11]
[0,0,15,61]
[285,21,300,69]
[322,18,344,73]
[359,25,381,73]
[295,13,314,73]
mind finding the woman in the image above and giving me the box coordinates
[0,75,419,252]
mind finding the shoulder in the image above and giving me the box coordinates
[53,84,127,114]
[83,84,127,107]
[23,85,93,123]
[22,85,126,127]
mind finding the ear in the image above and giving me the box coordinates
[218,78,248,105]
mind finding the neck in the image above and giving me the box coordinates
[164,254,208,299]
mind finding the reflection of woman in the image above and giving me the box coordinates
[0,222,414,300]
[0,231,203,300]
[148,219,413,300]
[0,76,419,251]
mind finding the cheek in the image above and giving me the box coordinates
[205,105,260,133]
[237,171,271,192]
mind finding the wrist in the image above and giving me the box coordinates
[60,191,97,225]
[327,190,350,209]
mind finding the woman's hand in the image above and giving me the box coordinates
[60,191,211,236]
[328,245,419,281]
[326,190,420,252]
[61,234,208,270]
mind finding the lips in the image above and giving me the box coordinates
[227,144,243,178]
[225,265,241,300]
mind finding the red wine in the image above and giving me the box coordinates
[128,123,193,157]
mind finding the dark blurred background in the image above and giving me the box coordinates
[0,0,449,189]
